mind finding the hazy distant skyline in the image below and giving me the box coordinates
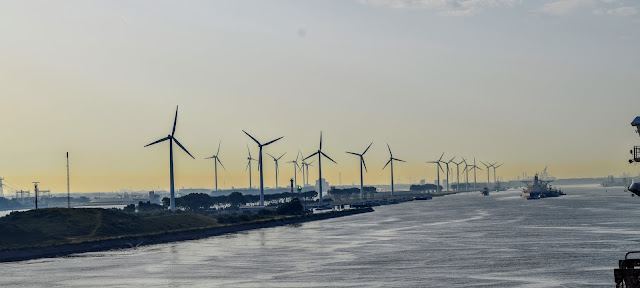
[1,0,639,193]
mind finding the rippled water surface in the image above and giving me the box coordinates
[2,185,638,287]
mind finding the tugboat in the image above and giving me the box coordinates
[520,173,564,200]
[481,187,489,196]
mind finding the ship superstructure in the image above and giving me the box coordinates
[520,174,564,200]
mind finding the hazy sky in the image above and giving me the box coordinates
[1,0,639,193]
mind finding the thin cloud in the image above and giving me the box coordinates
[535,0,638,16]
[356,0,522,16]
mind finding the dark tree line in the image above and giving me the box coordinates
[160,191,318,212]
[329,187,376,199]
[409,184,441,192]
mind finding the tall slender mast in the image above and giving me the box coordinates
[67,152,70,208]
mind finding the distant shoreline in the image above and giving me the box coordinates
[0,208,373,263]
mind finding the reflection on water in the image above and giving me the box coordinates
[1,185,636,287]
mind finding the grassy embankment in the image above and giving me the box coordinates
[0,208,274,250]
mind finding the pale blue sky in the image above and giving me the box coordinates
[1,0,639,192]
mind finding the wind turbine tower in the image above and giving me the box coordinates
[382,144,405,196]
[444,157,455,192]
[346,142,373,200]
[245,145,257,190]
[243,130,283,206]
[287,153,301,188]
[144,106,195,211]
[304,132,337,202]
[480,161,492,188]
[452,160,464,191]
[493,163,503,184]
[427,153,445,192]
[205,140,226,192]
[267,152,286,188]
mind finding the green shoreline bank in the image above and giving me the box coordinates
[0,207,373,263]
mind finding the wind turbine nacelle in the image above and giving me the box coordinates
[629,182,640,197]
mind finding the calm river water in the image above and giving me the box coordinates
[1,185,638,287]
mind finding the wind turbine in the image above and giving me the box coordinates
[493,163,503,185]
[462,158,469,191]
[481,161,492,188]
[205,140,226,192]
[304,132,337,202]
[444,156,455,192]
[245,144,257,190]
[243,131,283,206]
[382,144,405,196]
[346,142,373,200]
[144,106,195,211]
[452,159,464,192]
[427,153,445,192]
[302,159,314,187]
[287,153,302,188]
[267,152,286,188]
[468,158,483,190]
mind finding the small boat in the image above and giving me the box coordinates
[413,196,432,201]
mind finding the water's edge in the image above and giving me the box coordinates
[0,208,374,263]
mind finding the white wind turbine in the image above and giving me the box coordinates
[382,144,405,196]
[267,152,286,188]
[444,156,455,192]
[287,152,302,188]
[303,132,337,202]
[452,159,464,192]
[346,142,373,200]
[427,153,445,193]
[144,106,195,211]
[243,130,283,206]
[245,145,257,190]
[205,140,226,192]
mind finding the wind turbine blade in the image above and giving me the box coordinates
[393,158,406,162]
[448,156,456,163]
[295,153,299,162]
[267,153,276,160]
[438,163,445,173]
[171,106,178,137]
[321,151,337,164]
[216,140,221,156]
[247,144,252,158]
[387,143,392,156]
[346,151,360,156]
[382,159,391,170]
[242,130,261,145]
[477,166,484,171]
[363,142,373,155]
[217,158,226,171]
[205,156,214,159]
[304,152,319,161]
[320,131,323,150]
[246,161,250,171]
[362,158,368,172]
[438,152,444,161]
[144,136,171,147]
[277,152,286,161]
[263,136,283,147]
[308,160,315,165]
[173,137,195,159]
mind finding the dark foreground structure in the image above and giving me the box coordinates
[614,116,640,288]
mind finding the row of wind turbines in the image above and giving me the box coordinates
[427,153,504,193]
[145,106,503,211]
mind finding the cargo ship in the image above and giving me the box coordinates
[520,174,564,200]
